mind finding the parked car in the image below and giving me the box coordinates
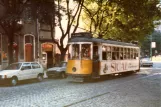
[46,62,67,79]
[0,62,44,86]
[140,58,153,67]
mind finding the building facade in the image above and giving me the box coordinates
[0,19,57,70]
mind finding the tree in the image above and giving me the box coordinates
[37,0,84,61]
[82,0,161,43]
[0,0,27,64]
[56,0,84,61]
[141,30,161,56]
[28,0,59,39]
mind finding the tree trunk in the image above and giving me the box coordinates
[8,35,14,64]
[60,49,67,62]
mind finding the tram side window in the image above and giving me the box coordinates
[123,48,126,59]
[127,48,130,59]
[112,47,118,60]
[134,48,139,59]
[112,47,114,60]
[116,47,119,60]
[107,46,111,60]
[125,48,129,59]
[72,44,80,59]
[136,49,139,58]
[131,48,134,59]
[102,46,107,60]
[120,47,123,60]
[82,44,91,59]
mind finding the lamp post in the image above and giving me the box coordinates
[150,35,156,61]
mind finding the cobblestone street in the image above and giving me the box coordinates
[0,66,161,107]
[0,0,161,107]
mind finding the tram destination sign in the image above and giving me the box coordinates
[71,32,92,37]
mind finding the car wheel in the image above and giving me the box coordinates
[10,77,18,86]
[37,74,43,82]
[61,72,66,79]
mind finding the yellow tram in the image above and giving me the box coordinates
[66,32,140,81]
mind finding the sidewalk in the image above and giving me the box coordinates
[152,56,161,62]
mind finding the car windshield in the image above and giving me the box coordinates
[141,58,151,61]
[60,62,67,67]
[4,63,22,70]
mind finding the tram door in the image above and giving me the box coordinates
[92,45,100,78]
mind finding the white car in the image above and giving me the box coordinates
[140,58,153,67]
[0,62,44,86]
[46,62,67,78]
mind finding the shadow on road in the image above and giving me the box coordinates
[67,72,138,84]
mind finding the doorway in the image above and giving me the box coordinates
[46,51,53,68]
[42,43,54,68]
[25,43,33,62]
[24,34,34,62]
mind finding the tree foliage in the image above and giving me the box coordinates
[82,0,161,43]
[27,0,84,61]
[141,30,161,56]
[0,0,26,64]
[56,0,84,61]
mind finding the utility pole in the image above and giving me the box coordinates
[36,18,40,62]
[150,35,152,60]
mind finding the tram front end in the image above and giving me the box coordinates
[66,41,94,81]
[66,59,93,81]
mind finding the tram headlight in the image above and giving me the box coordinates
[72,67,76,72]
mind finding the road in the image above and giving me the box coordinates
[0,63,161,107]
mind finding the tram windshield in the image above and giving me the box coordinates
[72,44,80,59]
[81,44,91,59]
[70,43,91,59]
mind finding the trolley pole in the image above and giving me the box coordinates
[150,35,152,61]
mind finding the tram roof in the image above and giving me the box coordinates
[68,33,138,47]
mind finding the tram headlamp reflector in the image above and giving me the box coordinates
[72,67,76,72]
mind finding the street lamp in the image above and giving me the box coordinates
[150,35,156,61]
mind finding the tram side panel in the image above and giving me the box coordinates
[99,60,140,75]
